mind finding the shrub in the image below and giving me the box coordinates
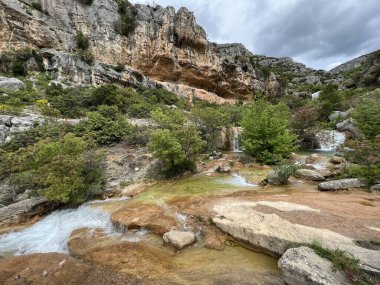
[31,2,43,12]
[76,49,94,64]
[75,31,90,51]
[273,162,301,185]
[90,84,127,111]
[191,107,229,151]
[114,0,136,37]
[291,104,320,149]
[114,62,125,72]
[352,99,380,140]
[240,100,299,164]
[2,134,105,204]
[75,105,134,145]
[148,108,205,177]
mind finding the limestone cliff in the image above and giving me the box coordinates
[0,0,336,101]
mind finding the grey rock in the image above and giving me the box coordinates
[0,76,24,91]
[295,169,326,181]
[212,200,380,275]
[329,109,353,121]
[279,246,349,285]
[336,119,356,133]
[163,230,195,249]
[0,197,49,226]
[318,179,365,191]
[370,184,380,191]
[311,91,321,99]
[216,165,231,173]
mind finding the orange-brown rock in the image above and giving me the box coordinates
[0,252,142,285]
[111,204,178,235]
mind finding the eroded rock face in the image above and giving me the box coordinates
[111,204,178,235]
[278,246,349,285]
[318,179,366,191]
[163,230,195,249]
[211,200,380,275]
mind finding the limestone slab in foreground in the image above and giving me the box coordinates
[318,178,365,191]
[211,200,380,276]
[278,246,349,285]
[163,230,195,249]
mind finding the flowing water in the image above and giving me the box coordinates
[0,204,115,255]
[232,127,242,152]
[315,130,346,151]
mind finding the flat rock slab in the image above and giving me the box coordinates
[163,230,195,249]
[279,246,349,285]
[318,178,365,191]
[211,200,380,276]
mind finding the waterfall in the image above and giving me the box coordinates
[0,204,116,255]
[315,130,346,151]
[232,127,242,152]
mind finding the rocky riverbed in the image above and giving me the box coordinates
[0,152,379,284]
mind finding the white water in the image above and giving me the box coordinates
[221,173,257,187]
[232,127,242,152]
[0,204,115,255]
[315,130,345,151]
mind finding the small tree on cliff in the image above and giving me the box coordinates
[240,100,298,164]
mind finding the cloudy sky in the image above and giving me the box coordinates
[132,0,380,70]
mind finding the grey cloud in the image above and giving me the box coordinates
[133,0,380,70]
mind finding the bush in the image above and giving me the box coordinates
[75,31,90,51]
[240,100,299,164]
[191,107,229,151]
[114,0,136,37]
[148,108,205,177]
[2,134,105,204]
[75,105,134,145]
[352,99,380,140]
[114,62,125,72]
[291,104,320,149]
[90,84,128,111]
[76,49,94,64]
[273,162,301,185]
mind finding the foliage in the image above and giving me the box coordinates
[2,134,105,204]
[75,31,90,51]
[90,84,128,110]
[352,99,380,140]
[76,49,94,64]
[114,62,125,72]
[148,108,205,177]
[191,107,229,151]
[75,105,134,145]
[114,0,136,37]
[0,49,44,76]
[0,123,73,152]
[318,84,343,120]
[240,100,299,164]
[344,137,380,188]
[273,162,301,185]
[309,242,373,285]
[291,104,320,149]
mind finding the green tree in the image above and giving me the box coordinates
[75,105,134,145]
[191,107,229,151]
[352,99,380,140]
[3,134,105,204]
[240,100,298,164]
[148,108,204,177]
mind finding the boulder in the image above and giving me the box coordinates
[329,156,345,164]
[0,76,24,90]
[215,165,231,173]
[0,197,49,226]
[295,169,326,181]
[212,200,380,275]
[261,171,282,185]
[328,109,352,121]
[305,154,321,164]
[279,246,349,285]
[111,204,178,235]
[163,230,196,249]
[318,179,365,191]
[336,119,356,133]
